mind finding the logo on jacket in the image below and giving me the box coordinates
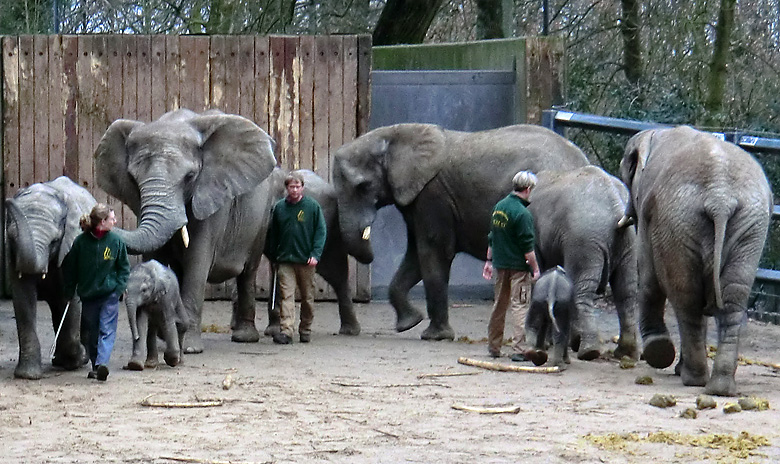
[103,247,114,260]
[297,210,305,222]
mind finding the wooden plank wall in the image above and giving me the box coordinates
[1,34,372,302]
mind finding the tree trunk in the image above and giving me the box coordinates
[372,0,445,46]
[619,0,643,85]
[476,0,505,40]
[704,0,736,117]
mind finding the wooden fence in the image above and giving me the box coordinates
[1,34,372,301]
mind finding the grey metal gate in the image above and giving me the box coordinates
[368,70,516,298]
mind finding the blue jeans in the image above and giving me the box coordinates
[81,292,120,369]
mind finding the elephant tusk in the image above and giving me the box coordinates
[181,226,190,248]
[362,226,371,241]
[18,272,22,279]
[42,273,46,280]
[617,215,634,229]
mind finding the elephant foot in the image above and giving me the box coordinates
[396,311,424,333]
[420,323,455,341]
[231,326,261,343]
[124,360,145,371]
[52,344,88,370]
[339,322,361,336]
[525,349,549,366]
[164,352,181,367]
[570,334,581,352]
[264,323,281,337]
[642,335,676,369]
[145,358,159,369]
[705,375,737,397]
[613,339,640,361]
[576,340,601,361]
[14,363,43,380]
[183,331,204,354]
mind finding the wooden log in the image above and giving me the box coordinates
[457,357,560,373]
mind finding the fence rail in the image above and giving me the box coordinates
[542,109,780,323]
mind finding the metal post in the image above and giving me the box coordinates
[542,0,549,36]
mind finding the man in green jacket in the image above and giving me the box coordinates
[63,204,130,381]
[483,171,541,360]
[267,171,327,344]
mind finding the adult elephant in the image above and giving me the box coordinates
[529,166,639,361]
[5,176,93,379]
[332,123,590,340]
[95,108,277,354]
[263,169,360,336]
[619,126,772,396]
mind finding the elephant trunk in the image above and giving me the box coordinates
[114,176,188,254]
[126,301,140,342]
[337,203,376,264]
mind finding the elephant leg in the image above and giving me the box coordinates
[231,268,261,344]
[417,245,456,341]
[43,273,87,370]
[126,310,148,370]
[567,262,603,361]
[389,238,425,333]
[610,254,640,360]
[145,316,160,369]
[317,249,360,335]
[12,276,43,379]
[673,311,708,387]
[179,251,211,354]
[637,230,675,369]
[162,311,183,367]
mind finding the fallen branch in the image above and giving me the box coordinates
[451,403,522,414]
[160,457,269,464]
[417,372,479,379]
[141,394,223,408]
[457,357,560,373]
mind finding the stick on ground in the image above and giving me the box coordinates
[451,403,522,414]
[457,357,560,373]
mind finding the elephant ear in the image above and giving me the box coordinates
[95,119,145,213]
[620,129,656,187]
[56,189,92,267]
[385,124,446,206]
[190,114,277,220]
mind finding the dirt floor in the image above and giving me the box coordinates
[1,295,780,464]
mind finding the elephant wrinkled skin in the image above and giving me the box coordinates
[95,109,277,353]
[332,123,590,340]
[619,126,772,396]
[5,177,93,379]
[529,166,639,361]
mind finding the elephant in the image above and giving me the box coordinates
[95,108,277,354]
[528,166,639,361]
[619,126,772,396]
[332,123,590,340]
[124,260,189,370]
[525,266,575,370]
[5,176,93,379]
[264,169,360,337]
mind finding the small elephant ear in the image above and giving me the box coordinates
[56,187,96,267]
[385,124,446,206]
[190,114,277,220]
[95,119,144,213]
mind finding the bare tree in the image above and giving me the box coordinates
[703,0,736,122]
[373,0,445,45]
[619,0,642,85]
[475,0,504,39]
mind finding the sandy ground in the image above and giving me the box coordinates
[1,296,780,464]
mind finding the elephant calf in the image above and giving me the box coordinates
[124,260,190,370]
[525,266,575,370]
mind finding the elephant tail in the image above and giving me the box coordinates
[706,196,737,311]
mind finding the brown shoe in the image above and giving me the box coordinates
[299,333,311,343]
[488,348,501,358]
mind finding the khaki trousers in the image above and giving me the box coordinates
[277,263,316,338]
[487,269,532,353]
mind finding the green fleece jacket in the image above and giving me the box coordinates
[63,230,130,302]
[267,196,327,264]
[487,193,535,271]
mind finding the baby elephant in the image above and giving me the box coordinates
[125,260,189,370]
[525,266,575,370]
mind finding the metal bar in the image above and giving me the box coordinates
[550,110,667,135]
